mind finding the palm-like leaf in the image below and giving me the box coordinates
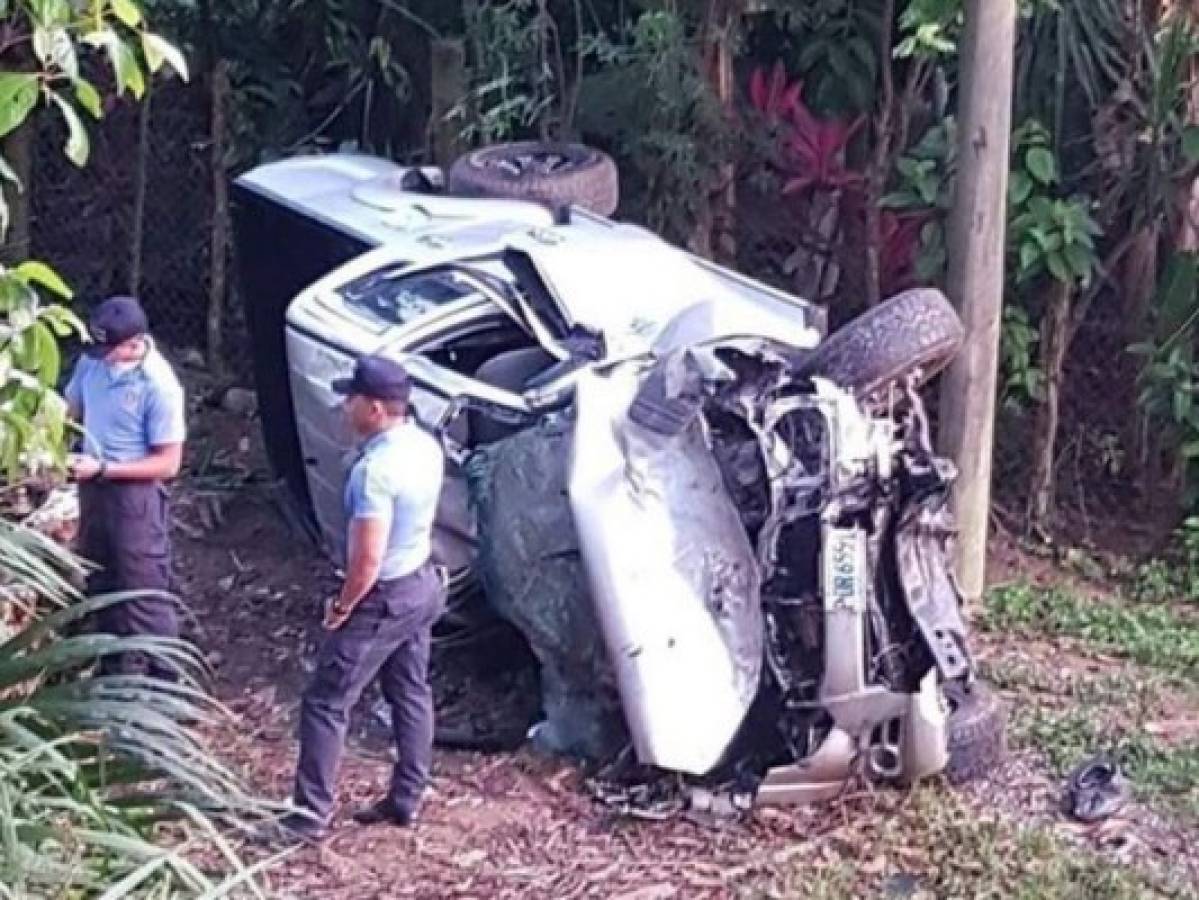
[0,520,282,896]
[1017,0,1129,112]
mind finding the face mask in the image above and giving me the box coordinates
[104,336,148,376]
[105,359,140,377]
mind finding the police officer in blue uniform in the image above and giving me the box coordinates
[65,296,186,679]
[282,353,446,842]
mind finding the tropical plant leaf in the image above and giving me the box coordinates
[110,0,142,29]
[1184,126,1199,165]
[0,74,38,138]
[14,261,72,299]
[1026,147,1057,185]
[141,32,189,82]
[0,520,275,894]
[47,91,90,166]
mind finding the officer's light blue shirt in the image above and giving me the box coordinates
[65,345,186,462]
[344,421,444,580]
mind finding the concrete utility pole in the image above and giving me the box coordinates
[938,0,1018,602]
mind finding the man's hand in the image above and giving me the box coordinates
[68,453,102,482]
[324,517,387,631]
[322,594,353,631]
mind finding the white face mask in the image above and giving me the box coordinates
[103,336,149,376]
[105,359,140,377]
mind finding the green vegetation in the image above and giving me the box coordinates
[0,520,278,896]
[982,582,1199,675]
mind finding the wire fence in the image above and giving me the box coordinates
[31,81,226,373]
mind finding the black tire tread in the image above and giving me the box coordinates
[943,681,1007,784]
[448,141,619,216]
[799,288,964,397]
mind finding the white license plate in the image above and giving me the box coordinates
[826,528,863,611]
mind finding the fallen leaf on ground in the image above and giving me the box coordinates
[611,884,676,900]
[1144,718,1199,741]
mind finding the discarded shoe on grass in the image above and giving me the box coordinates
[1065,754,1131,823]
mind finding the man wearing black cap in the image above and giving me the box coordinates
[282,353,446,842]
[65,296,186,679]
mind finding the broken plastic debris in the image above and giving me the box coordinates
[685,785,753,819]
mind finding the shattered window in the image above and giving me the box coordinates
[339,266,477,325]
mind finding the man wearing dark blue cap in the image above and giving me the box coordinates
[282,352,446,842]
[65,296,186,679]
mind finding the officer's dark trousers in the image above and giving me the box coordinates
[78,480,178,680]
[293,562,445,825]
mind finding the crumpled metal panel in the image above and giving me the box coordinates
[469,419,628,759]
[894,478,972,682]
[569,361,764,775]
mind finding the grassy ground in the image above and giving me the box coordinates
[751,786,1182,899]
[751,571,1199,897]
[978,580,1199,832]
[982,581,1199,676]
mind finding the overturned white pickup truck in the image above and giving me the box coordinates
[232,143,1004,804]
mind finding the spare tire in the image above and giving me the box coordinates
[943,680,1006,784]
[798,288,964,397]
[448,142,619,216]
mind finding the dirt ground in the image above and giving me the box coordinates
[172,374,1199,899]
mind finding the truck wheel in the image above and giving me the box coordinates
[798,288,964,398]
[943,680,1007,784]
[448,142,619,217]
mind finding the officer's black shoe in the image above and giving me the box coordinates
[351,797,416,828]
[275,812,329,845]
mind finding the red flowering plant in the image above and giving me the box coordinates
[879,209,932,295]
[748,61,866,196]
[744,62,932,303]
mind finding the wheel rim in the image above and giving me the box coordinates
[483,150,576,177]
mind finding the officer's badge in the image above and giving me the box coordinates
[122,387,140,412]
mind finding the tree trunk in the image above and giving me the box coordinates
[862,0,897,307]
[687,0,744,259]
[862,173,883,307]
[1027,280,1072,534]
[938,0,1017,602]
[704,0,738,265]
[787,189,842,304]
[0,122,34,264]
[430,38,467,167]
[207,60,231,375]
[129,83,151,295]
[1121,223,1160,483]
